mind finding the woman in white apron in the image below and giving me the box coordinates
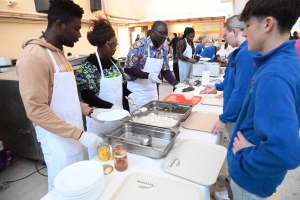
[75,18,136,159]
[177,27,196,83]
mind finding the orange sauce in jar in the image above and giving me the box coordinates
[114,150,128,172]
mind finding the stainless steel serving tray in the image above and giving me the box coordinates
[128,109,182,130]
[102,122,179,158]
[138,100,194,121]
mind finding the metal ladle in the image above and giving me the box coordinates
[138,134,152,146]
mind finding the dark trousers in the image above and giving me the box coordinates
[173,62,179,82]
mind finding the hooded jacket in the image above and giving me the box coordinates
[16,31,91,140]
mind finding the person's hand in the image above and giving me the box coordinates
[211,120,226,134]
[233,131,255,155]
[78,132,103,149]
[111,104,122,110]
[200,84,216,94]
[148,73,162,84]
[175,83,186,88]
[188,59,196,64]
[90,108,111,123]
[127,93,138,107]
[215,92,223,99]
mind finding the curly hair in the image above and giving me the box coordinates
[87,18,115,47]
[47,0,84,27]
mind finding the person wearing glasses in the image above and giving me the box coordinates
[200,15,256,200]
[124,21,184,111]
[75,18,137,159]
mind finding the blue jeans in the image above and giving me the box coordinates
[230,179,267,200]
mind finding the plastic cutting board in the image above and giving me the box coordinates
[182,111,219,132]
[161,139,227,186]
[201,94,223,107]
[163,94,202,105]
[110,172,203,200]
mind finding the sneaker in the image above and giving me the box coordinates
[217,173,230,183]
[213,187,230,200]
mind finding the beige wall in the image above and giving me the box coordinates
[0,0,126,59]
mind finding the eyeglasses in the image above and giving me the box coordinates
[223,30,232,40]
[153,29,168,38]
[106,41,119,49]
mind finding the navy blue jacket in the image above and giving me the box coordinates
[227,40,300,197]
[215,41,255,123]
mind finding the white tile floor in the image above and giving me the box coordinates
[0,83,299,200]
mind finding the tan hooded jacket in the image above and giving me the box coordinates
[16,31,91,140]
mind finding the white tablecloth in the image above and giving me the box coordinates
[42,85,224,200]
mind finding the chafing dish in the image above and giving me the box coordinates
[101,122,179,158]
[138,100,194,121]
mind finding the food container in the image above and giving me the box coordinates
[114,150,128,172]
[136,100,194,121]
[183,91,195,101]
[102,122,179,158]
[0,57,12,67]
[98,143,111,161]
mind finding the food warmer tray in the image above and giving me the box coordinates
[127,108,182,130]
[136,100,194,121]
[101,122,179,159]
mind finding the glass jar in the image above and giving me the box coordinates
[114,150,128,172]
[98,143,111,161]
[111,143,123,160]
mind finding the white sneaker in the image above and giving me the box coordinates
[217,173,230,183]
[213,187,230,200]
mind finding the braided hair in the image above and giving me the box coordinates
[181,27,195,39]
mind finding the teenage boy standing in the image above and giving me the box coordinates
[227,0,300,199]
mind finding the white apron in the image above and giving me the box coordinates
[127,43,163,112]
[178,38,193,83]
[86,52,123,159]
[35,48,85,191]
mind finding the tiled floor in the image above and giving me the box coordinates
[0,83,299,200]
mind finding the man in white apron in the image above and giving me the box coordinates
[124,21,185,112]
[16,1,106,191]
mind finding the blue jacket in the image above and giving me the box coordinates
[200,45,218,61]
[227,40,300,198]
[215,41,255,123]
[195,44,204,62]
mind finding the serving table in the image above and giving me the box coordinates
[42,85,224,200]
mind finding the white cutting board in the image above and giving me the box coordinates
[162,139,227,186]
[110,172,203,200]
[201,94,223,107]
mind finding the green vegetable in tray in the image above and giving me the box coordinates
[182,87,195,92]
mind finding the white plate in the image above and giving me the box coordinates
[54,161,104,193]
[200,57,211,61]
[97,109,129,121]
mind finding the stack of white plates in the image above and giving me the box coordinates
[54,161,105,200]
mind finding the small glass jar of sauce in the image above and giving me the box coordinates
[111,143,123,160]
[98,143,111,161]
[114,150,128,172]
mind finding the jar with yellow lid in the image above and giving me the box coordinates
[114,150,128,172]
[98,143,111,161]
